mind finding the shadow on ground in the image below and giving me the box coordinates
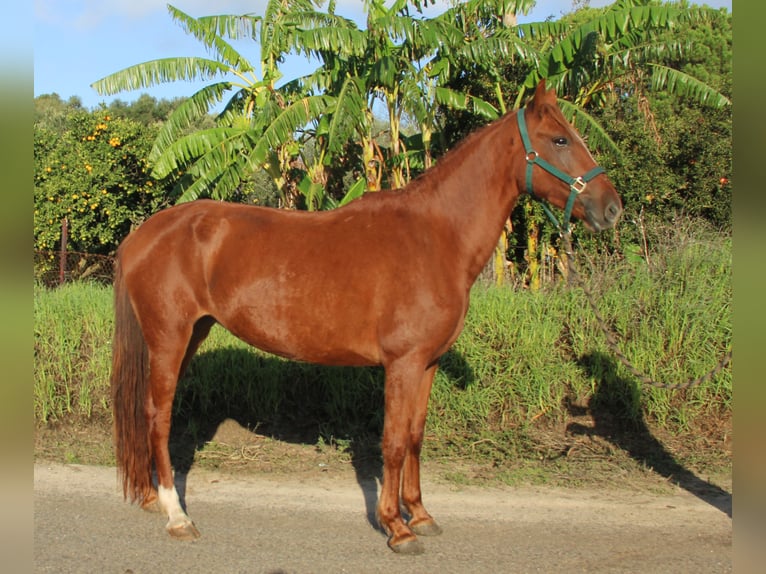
[570,352,731,517]
[167,346,475,531]
[166,344,730,524]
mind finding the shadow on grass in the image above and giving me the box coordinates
[570,352,731,517]
[168,346,475,531]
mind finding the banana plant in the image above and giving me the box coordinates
[516,0,730,147]
[358,0,537,188]
[291,0,509,195]
[91,1,339,204]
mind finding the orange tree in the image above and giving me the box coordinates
[34,108,170,255]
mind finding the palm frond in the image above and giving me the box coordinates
[450,29,539,71]
[516,21,569,42]
[149,82,233,164]
[557,99,622,159]
[151,126,244,179]
[215,88,253,124]
[434,87,499,120]
[337,177,367,207]
[176,153,250,203]
[260,0,321,61]
[648,64,731,108]
[293,25,368,59]
[91,58,230,96]
[521,3,724,98]
[249,95,334,167]
[439,0,536,30]
[326,76,368,157]
[167,5,254,72]
[196,13,261,40]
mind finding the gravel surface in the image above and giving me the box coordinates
[34,461,731,573]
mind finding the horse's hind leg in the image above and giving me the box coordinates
[401,363,442,536]
[145,322,208,540]
[139,317,216,517]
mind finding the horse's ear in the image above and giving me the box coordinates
[546,85,557,101]
[535,79,547,100]
[528,79,550,116]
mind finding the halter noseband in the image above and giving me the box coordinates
[517,108,604,232]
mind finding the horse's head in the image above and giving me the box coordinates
[518,80,622,232]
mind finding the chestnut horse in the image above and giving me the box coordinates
[111,81,621,554]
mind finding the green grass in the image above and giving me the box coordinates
[34,220,731,472]
[424,223,732,462]
[34,281,113,423]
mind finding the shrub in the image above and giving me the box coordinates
[34,110,170,255]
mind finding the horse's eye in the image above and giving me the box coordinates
[553,137,568,147]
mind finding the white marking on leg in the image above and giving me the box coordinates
[158,484,193,531]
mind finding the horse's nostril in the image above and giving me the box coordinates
[605,201,622,222]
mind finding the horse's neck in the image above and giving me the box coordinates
[416,115,522,283]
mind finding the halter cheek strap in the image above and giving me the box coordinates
[517,108,604,232]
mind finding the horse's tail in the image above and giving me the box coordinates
[110,256,152,504]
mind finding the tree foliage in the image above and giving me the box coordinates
[34,102,170,255]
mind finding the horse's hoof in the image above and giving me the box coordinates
[410,519,443,536]
[167,521,200,540]
[140,492,160,513]
[389,536,425,555]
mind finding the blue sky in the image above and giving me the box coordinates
[34,0,732,110]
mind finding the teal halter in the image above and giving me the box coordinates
[517,108,604,232]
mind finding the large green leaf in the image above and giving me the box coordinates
[448,28,539,71]
[297,175,327,211]
[248,95,334,167]
[521,4,725,93]
[283,10,365,56]
[148,82,233,164]
[434,87,499,120]
[176,153,250,203]
[151,126,244,178]
[167,5,253,72]
[294,25,368,59]
[195,13,261,41]
[91,57,230,96]
[261,0,321,64]
[557,99,621,159]
[648,63,730,108]
[325,76,368,158]
[337,177,367,207]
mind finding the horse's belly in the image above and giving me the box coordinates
[218,308,382,367]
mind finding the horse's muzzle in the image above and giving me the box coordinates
[604,200,622,225]
[581,196,623,232]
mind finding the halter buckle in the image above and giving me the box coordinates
[571,177,587,194]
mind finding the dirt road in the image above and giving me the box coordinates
[34,462,731,573]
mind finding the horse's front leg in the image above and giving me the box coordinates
[377,358,432,554]
[401,363,443,537]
